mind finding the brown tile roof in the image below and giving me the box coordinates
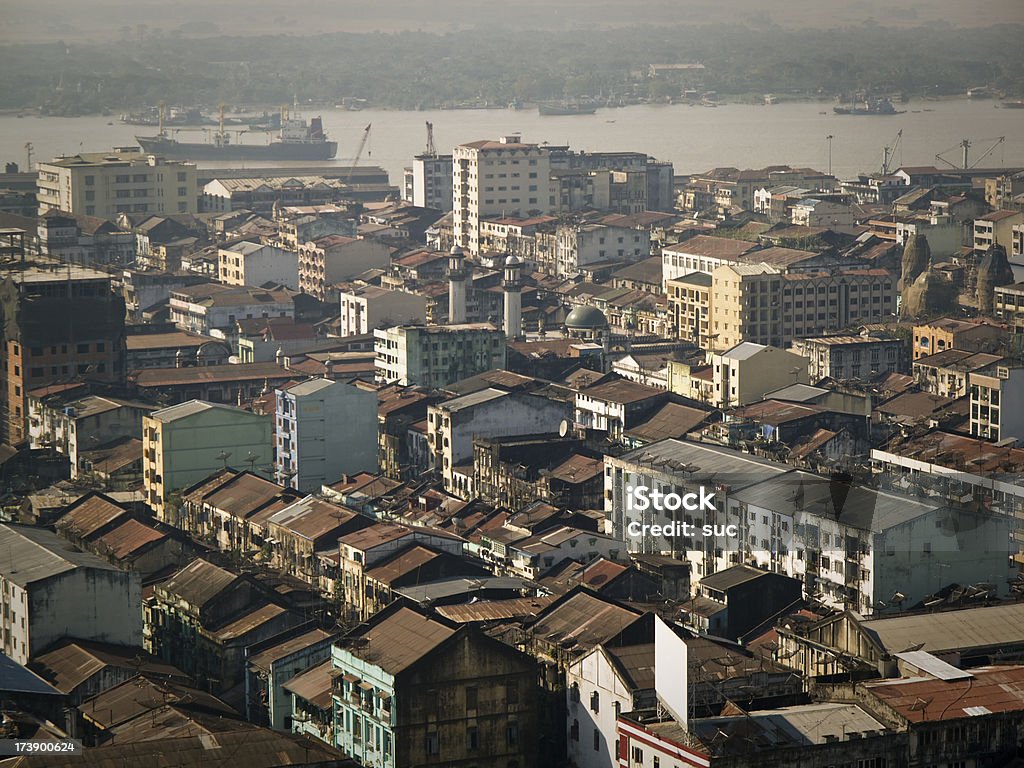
[80,437,142,476]
[79,675,239,730]
[133,362,293,387]
[435,596,555,623]
[790,428,838,460]
[528,590,642,652]
[160,559,240,611]
[211,603,288,641]
[578,378,665,405]
[344,606,458,674]
[248,628,333,673]
[201,472,296,520]
[605,643,656,691]
[29,641,186,695]
[875,391,956,418]
[340,523,412,551]
[125,331,225,351]
[730,400,822,425]
[625,402,710,442]
[282,659,334,709]
[665,235,759,259]
[364,545,443,584]
[545,453,604,484]
[94,519,167,560]
[864,665,1024,722]
[56,494,128,540]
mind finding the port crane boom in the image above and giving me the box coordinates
[346,123,372,185]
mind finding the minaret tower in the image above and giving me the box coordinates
[448,245,467,324]
[503,254,522,340]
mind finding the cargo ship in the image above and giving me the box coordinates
[833,98,904,116]
[538,101,597,116]
[137,110,337,161]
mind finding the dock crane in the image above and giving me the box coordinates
[880,129,902,175]
[346,123,372,185]
[935,136,1005,170]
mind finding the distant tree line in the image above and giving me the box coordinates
[0,22,1021,115]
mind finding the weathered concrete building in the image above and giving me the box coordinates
[0,523,142,665]
[330,603,539,768]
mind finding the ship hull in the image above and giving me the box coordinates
[833,106,903,115]
[136,136,338,160]
[538,104,597,116]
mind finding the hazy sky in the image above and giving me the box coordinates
[3,0,1023,44]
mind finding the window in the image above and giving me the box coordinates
[467,726,479,750]
[506,722,519,746]
[506,682,518,705]
[466,686,478,710]
[570,719,579,741]
[426,731,439,755]
[593,728,600,751]
[77,343,89,353]
[590,690,600,713]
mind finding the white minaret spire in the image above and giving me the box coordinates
[448,245,467,324]
[503,254,522,340]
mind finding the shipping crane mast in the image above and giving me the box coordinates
[935,136,1005,170]
[345,123,372,185]
[881,129,902,175]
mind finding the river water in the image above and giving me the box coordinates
[2,100,1022,184]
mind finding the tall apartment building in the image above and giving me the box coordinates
[0,251,126,444]
[374,324,506,389]
[274,378,378,492]
[708,264,897,350]
[37,148,198,219]
[969,362,1024,443]
[405,154,454,211]
[453,137,553,255]
[297,235,392,302]
[143,400,272,522]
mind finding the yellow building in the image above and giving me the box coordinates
[143,400,272,523]
[37,148,198,219]
[711,263,897,351]
[667,272,712,346]
[711,342,810,408]
[912,317,1006,361]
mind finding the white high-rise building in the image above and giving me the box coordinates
[453,136,552,255]
[406,154,454,211]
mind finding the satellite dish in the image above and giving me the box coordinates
[558,419,569,438]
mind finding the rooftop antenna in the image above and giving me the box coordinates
[425,121,437,158]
